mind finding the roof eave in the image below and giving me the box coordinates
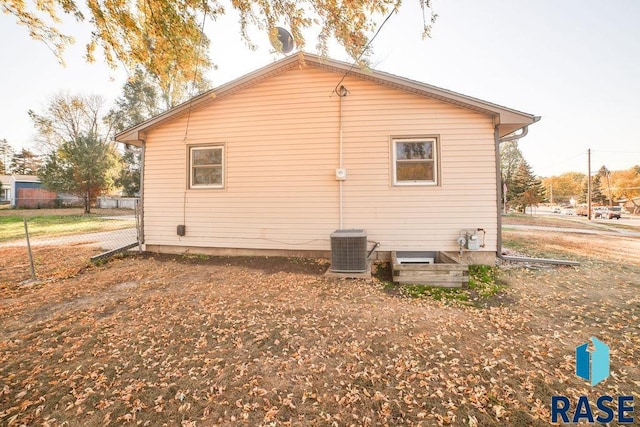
[115,54,303,144]
[496,114,540,139]
[301,54,538,129]
[115,52,539,143]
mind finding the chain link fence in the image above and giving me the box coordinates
[0,199,141,285]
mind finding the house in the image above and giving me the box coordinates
[618,197,639,215]
[0,175,10,203]
[116,53,538,264]
[0,175,56,208]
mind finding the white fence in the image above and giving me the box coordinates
[96,197,139,209]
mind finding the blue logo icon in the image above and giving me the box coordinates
[576,337,610,386]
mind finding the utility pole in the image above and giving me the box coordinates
[587,148,592,220]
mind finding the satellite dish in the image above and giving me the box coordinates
[272,27,294,54]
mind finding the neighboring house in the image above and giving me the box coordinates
[618,197,639,215]
[116,53,538,264]
[0,175,56,208]
[0,175,10,203]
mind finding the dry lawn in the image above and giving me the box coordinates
[502,229,640,266]
[0,224,639,426]
[0,208,134,218]
[501,214,605,230]
[0,245,102,290]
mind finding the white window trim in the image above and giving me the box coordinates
[189,145,225,189]
[392,137,438,186]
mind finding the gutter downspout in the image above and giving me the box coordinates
[138,136,146,246]
[494,123,580,266]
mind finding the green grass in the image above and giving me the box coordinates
[401,284,471,302]
[467,265,505,297]
[0,215,134,243]
[398,265,505,306]
[181,253,211,261]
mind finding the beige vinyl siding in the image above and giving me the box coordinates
[143,66,498,253]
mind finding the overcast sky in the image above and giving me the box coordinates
[1,0,639,177]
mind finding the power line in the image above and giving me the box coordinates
[551,150,586,166]
[593,150,640,154]
[182,4,209,142]
[181,4,209,226]
[333,6,399,95]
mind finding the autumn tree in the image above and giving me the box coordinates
[611,166,640,214]
[541,172,584,205]
[38,134,120,213]
[2,0,436,102]
[28,93,116,153]
[10,148,42,175]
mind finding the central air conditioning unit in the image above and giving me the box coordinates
[330,229,368,273]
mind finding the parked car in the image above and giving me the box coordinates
[552,206,562,214]
[575,204,589,216]
[562,208,576,216]
[603,206,622,219]
[592,206,607,218]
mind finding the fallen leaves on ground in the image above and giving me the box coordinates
[0,241,639,426]
[0,245,101,293]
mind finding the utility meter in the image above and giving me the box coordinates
[465,231,480,250]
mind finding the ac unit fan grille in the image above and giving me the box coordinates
[330,229,368,273]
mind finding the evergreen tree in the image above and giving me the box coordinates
[115,149,141,197]
[591,175,607,205]
[10,149,41,175]
[511,160,545,213]
[578,175,606,205]
[107,68,163,132]
[598,165,613,206]
[0,138,13,175]
[578,178,589,204]
[106,69,165,196]
[499,140,526,211]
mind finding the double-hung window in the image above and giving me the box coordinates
[189,145,224,188]
[392,137,438,185]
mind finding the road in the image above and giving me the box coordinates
[525,206,640,228]
[515,207,640,237]
[504,223,640,238]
